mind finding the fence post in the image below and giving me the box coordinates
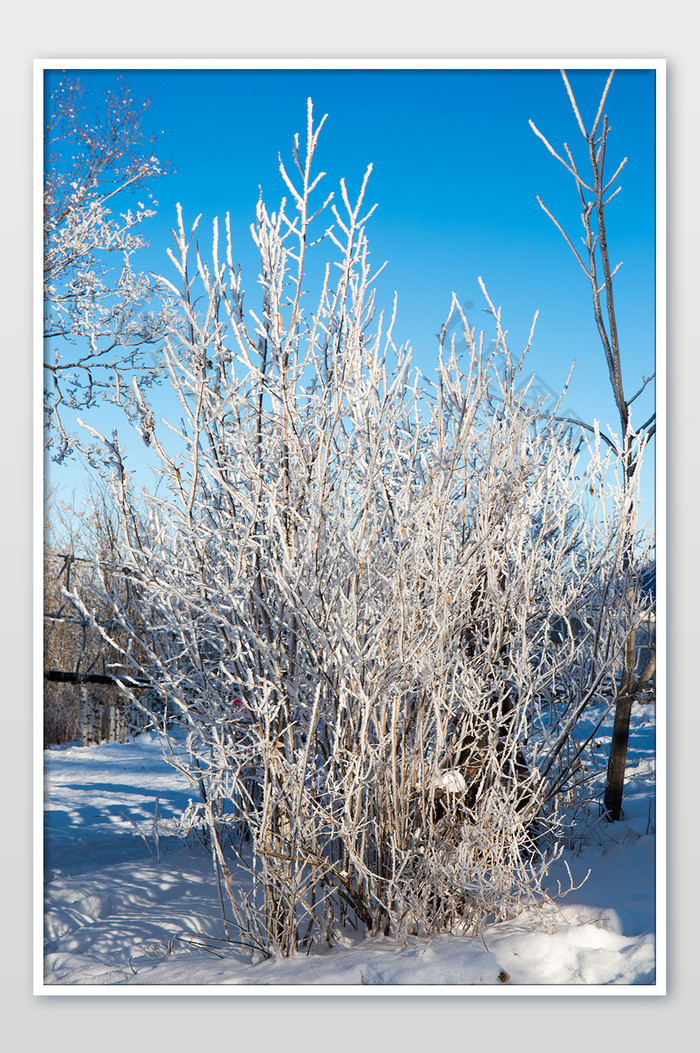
[79,684,89,747]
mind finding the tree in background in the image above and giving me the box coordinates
[530,70,657,822]
[44,485,142,746]
[43,72,172,460]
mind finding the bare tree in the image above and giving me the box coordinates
[73,101,651,955]
[44,484,145,745]
[43,72,173,460]
[530,70,656,822]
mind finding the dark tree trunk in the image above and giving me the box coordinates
[602,692,634,822]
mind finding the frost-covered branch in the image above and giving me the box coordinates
[43,72,174,458]
[77,102,653,955]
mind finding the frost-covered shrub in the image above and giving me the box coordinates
[79,102,649,956]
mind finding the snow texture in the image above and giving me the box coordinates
[42,699,658,990]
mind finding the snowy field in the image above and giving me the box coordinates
[41,702,659,991]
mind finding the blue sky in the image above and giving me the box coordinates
[44,64,657,518]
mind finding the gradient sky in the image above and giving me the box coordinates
[44,63,658,518]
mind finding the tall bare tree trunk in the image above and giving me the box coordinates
[531,70,657,822]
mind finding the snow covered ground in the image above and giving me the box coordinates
[41,701,660,991]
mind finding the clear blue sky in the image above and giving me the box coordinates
[44,64,657,519]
